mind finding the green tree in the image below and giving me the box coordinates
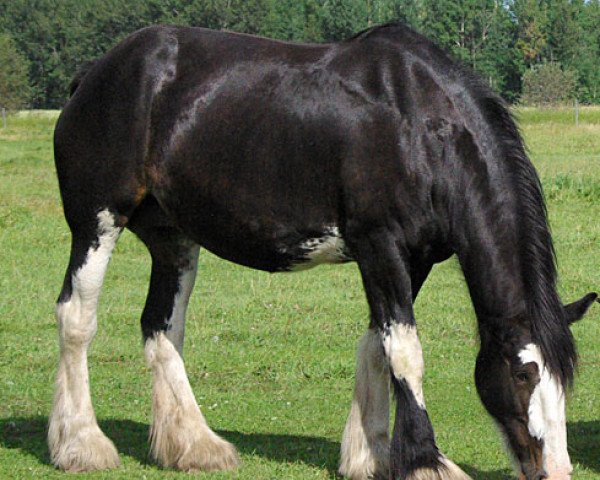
[421,0,464,57]
[545,0,581,66]
[521,62,577,106]
[303,0,326,41]
[261,0,308,40]
[421,0,521,98]
[0,33,31,109]
[180,0,271,33]
[320,0,369,41]
[511,0,548,67]
[575,0,600,103]
[0,0,150,108]
[475,2,522,100]
[0,0,598,106]
[385,0,423,28]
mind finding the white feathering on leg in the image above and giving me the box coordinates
[145,332,239,471]
[49,209,121,472]
[340,329,390,480]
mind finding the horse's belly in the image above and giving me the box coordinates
[187,218,352,272]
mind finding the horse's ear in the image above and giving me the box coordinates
[564,292,598,325]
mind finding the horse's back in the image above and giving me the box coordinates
[54,23,496,270]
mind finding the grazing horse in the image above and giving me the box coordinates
[50,22,596,480]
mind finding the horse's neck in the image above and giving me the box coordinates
[453,206,526,320]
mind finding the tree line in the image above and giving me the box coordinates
[1,0,599,109]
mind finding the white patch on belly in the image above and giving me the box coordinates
[289,226,349,271]
[518,343,572,478]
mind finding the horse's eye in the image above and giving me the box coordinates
[515,371,529,383]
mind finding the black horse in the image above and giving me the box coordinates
[51,23,596,480]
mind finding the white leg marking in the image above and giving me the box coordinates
[379,325,470,480]
[145,332,239,471]
[519,344,572,479]
[165,245,200,356]
[340,330,390,480]
[382,323,425,408]
[49,209,121,471]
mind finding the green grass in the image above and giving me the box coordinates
[1,109,599,479]
[515,105,600,126]
[515,106,600,185]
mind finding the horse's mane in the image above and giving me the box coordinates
[479,94,577,389]
[349,21,577,388]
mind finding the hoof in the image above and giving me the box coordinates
[339,464,388,480]
[405,457,472,480]
[150,424,240,472]
[340,468,388,480]
[175,433,239,472]
[338,433,389,480]
[49,423,120,472]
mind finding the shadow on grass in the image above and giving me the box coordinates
[459,465,512,479]
[216,429,342,476]
[0,416,152,468]
[1,417,598,477]
[568,421,600,472]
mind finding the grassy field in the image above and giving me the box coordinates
[0,108,598,479]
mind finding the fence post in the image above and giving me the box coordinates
[1,108,6,129]
[574,99,579,127]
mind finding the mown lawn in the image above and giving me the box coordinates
[0,108,598,479]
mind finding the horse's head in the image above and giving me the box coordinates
[475,293,597,480]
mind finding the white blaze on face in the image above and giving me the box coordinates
[518,344,572,479]
[381,323,425,408]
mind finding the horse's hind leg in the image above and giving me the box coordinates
[49,210,122,471]
[130,212,239,471]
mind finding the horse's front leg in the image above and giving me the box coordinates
[340,328,390,480]
[340,265,436,480]
[345,231,471,480]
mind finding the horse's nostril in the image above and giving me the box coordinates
[522,469,548,480]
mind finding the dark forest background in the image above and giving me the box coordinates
[1,0,599,108]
